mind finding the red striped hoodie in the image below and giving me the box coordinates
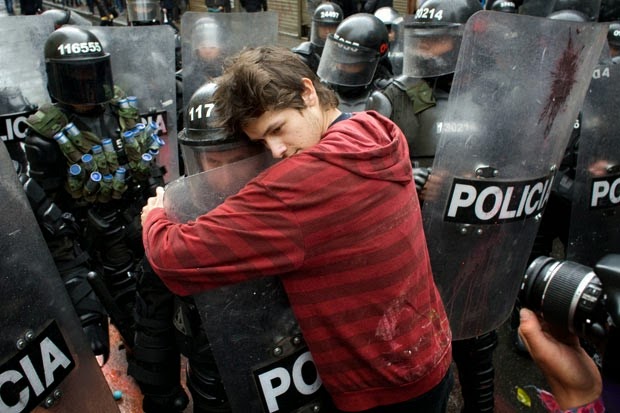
[143,110,452,411]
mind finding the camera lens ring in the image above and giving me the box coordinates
[566,269,598,334]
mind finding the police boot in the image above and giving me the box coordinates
[186,362,231,413]
[452,331,498,413]
[129,261,189,412]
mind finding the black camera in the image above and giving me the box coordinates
[518,254,620,343]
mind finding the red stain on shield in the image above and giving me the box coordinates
[539,30,583,138]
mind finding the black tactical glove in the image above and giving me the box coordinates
[413,167,432,194]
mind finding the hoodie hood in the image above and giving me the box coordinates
[307,110,412,184]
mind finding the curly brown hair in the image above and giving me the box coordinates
[212,46,338,135]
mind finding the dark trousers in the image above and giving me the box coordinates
[335,367,454,413]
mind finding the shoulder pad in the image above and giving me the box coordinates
[373,77,392,91]
[291,41,313,57]
[391,75,420,91]
[25,103,68,139]
[366,90,393,117]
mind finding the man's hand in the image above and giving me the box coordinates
[141,186,165,226]
[518,308,602,409]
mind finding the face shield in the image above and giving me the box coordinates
[179,127,265,176]
[127,0,162,23]
[317,35,380,87]
[311,20,339,49]
[402,22,464,78]
[46,56,114,106]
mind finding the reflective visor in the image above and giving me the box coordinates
[46,57,114,105]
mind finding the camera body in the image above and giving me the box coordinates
[519,254,620,343]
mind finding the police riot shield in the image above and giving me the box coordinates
[163,154,329,413]
[180,11,278,120]
[89,26,179,180]
[0,16,53,168]
[0,141,119,413]
[566,62,620,267]
[421,11,606,340]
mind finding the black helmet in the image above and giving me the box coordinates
[126,0,162,25]
[608,22,620,48]
[547,9,590,21]
[44,26,114,106]
[374,6,401,26]
[317,13,389,87]
[486,1,518,13]
[551,0,600,21]
[374,7,404,45]
[311,2,343,49]
[412,0,482,26]
[179,82,256,175]
[403,0,481,78]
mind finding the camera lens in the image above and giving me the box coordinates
[519,256,605,338]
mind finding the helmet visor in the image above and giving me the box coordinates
[311,21,339,48]
[317,35,380,87]
[402,22,463,78]
[46,57,114,105]
[179,129,264,175]
[127,0,162,23]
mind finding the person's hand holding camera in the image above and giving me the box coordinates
[518,308,602,410]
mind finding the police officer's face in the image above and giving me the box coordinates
[200,144,265,192]
[197,45,222,61]
[198,144,263,171]
[318,24,337,41]
[416,35,454,58]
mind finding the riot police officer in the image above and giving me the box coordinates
[130,82,267,413]
[292,1,343,73]
[367,0,480,168]
[23,26,165,360]
[317,13,392,112]
[374,6,404,74]
[370,1,501,412]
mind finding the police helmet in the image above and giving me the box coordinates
[551,0,599,21]
[547,9,590,21]
[374,6,401,26]
[179,82,258,175]
[44,26,114,106]
[402,0,481,78]
[311,2,343,49]
[412,0,482,26]
[126,0,162,25]
[191,16,223,51]
[486,1,518,13]
[608,22,620,48]
[374,7,404,44]
[317,13,389,87]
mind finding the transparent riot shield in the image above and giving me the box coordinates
[0,141,119,413]
[163,154,329,412]
[0,16,53,167]
[566,62,620,267]
[421,11,606,340]
[90,26,179,180]
[180,12,278,120]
